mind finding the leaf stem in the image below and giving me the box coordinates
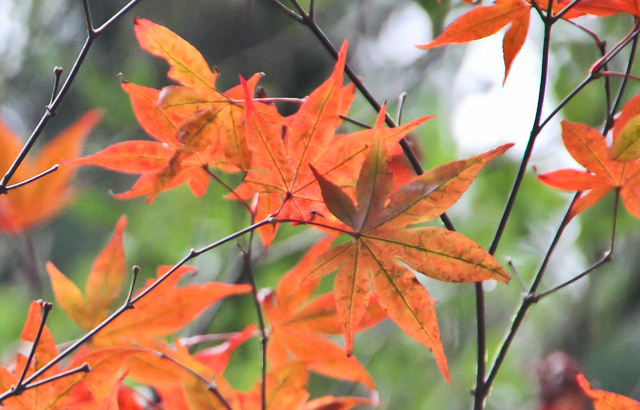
[604,31,640,134]
[203,165,252,213]
[151,348,232,409]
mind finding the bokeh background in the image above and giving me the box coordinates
[1,0,640,408]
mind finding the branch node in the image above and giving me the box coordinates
[49,67,63,106]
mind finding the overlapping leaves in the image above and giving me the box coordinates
[235,44,431,245]
[307,113,512,380]
[73,18,264,203]
[262,237,387,390]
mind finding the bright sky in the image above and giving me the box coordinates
[373,3,577,171]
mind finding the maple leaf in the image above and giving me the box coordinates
[537,116,640,218]
[576,373,640,409]
[234,42,432,246]
[0,110,100,233]
[133,17,260,200]
[74,19,265,203]
[262,237,386,390]
[47,216,128,330]
[417,0,532,83]
[47,216,251,346]
[307,114,512,381]
[564,0,640,17]
[92,265,251,347]
[71,83,211,202]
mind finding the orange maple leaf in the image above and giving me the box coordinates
[262,237,386,390]
[565,0,640,17]
[47,216,128,330]
[92,264,251,347]
[308,115,512,381]
[234,42,432,246]
[417,0,531,83]
[238,362,376,410]
[47,217,251,346]
[576,373,640,409]
[0,111,100,233]
[537,104,640,219]
[133,17,259,201]
[73,19,264,203]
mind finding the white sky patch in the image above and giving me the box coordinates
[0,0,30,78]
[376,3,432,67]
[450,20,577,171]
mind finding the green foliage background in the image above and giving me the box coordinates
[1,0,640,408]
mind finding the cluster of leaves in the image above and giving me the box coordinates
[3,0,640,407]
[0,15,514,406]
[73,18,514,384]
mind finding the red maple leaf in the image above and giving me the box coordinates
[538,95,640,218]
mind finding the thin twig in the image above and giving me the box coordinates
[15,301,53,390]
[488,4,555,257]
[472,282,486,409]
[241,232,268,410]
[81,0,95,35]
[267,0,304,21]
[0,0,146,193]
[228,97,307,105]
[507,258,526,293]
[203,165,252,213]
[591,22,640,73]
[535,252,612,301]
[552,0,584,21]
[339,115,373,129]
[180,331,260,347]
[396,92,408,125]
[0,218,271,404]
[604,33,640,134]
[49,67,64,107]
[5,165,59,192]
[151,348,232,409]
[484,193,579,391]
[22,363,91,391]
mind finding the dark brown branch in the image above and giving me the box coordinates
[0,0,145,194]
[22,363,91,391]
[0,218,272,404]
[15,301,53,390]
[240,232,268,410]
[5,165,59,192]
